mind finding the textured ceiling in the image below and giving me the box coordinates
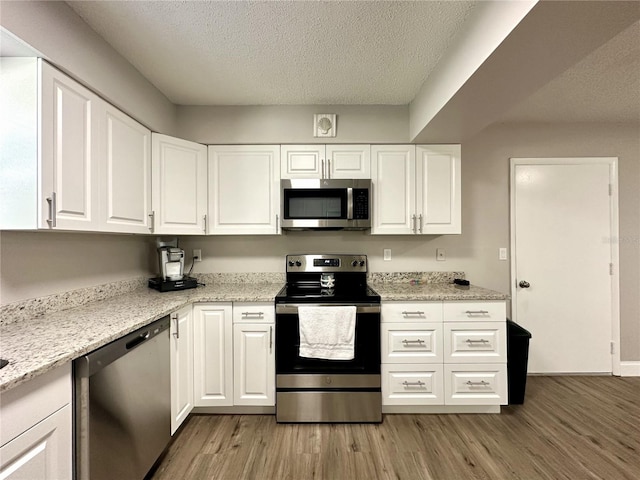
[498,20,640,124]
[66,0,478,105]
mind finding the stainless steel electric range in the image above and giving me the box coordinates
[274,254,382,423]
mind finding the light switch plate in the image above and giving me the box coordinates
[499,248,508,260]
[383,248,391,261]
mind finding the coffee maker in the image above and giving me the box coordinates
[149,238,198,292]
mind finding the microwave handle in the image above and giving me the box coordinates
[347,188,353,220]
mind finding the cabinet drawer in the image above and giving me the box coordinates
[444,322,506,363]
[381,302,443,323]
[444,364,507,405]
[443,301,506,322]
[381,323,442,363]
[382,364,443,405]
[233,302,275,323]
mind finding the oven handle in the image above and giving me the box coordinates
[276,304,381,314]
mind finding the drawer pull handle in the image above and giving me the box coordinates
[402,311,425,316]
[465,339,489,345]
[465,310,489,315]
[402,339,426,346]
[242,312,264,318]
[403,380,425,387]
[466,380,490,386]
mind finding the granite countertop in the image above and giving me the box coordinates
[372,282,508,301]
[0,276,508,393]
[0,282,283,393]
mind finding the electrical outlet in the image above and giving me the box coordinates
[436,248,446,261]
[499,248,508,261]
[193,249,202,262]
[383,248,391,261]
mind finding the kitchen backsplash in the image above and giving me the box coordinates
[0,271,464,326]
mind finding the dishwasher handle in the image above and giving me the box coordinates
[126,331,150,350]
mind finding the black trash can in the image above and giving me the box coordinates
[506,319,532,404]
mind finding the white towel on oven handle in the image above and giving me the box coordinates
[298,306,357,360]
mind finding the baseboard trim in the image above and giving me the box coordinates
[620,361,640,377]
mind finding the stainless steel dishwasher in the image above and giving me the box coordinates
[74,315,171,480]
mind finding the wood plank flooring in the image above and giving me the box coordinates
[149,376,640,480]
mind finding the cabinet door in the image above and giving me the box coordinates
[370,145,416,234]
[325,145,370,179]
[416,145,461,234]
[233,323,275,406]
[0,405,72,480]
[170,305,194,434]
[152,133,207,235]
[208,145,280,234]
[280,145,325,179]
[40,62,100,231]
[101,105,152,233]
[192,304,233,407]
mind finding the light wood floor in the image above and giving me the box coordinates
[149,376,640,480]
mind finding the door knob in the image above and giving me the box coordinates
[519,280,530,288]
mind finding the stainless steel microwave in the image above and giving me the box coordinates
[280,179,371,230]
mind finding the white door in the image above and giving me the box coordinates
[40,62,100,231]
[170,305,194,434]
[192,304,233,407]
[233,323,275,406]
[152,133,208,235]
[101,105,152,233]
[511,158,617,374]
[208,145,280,234]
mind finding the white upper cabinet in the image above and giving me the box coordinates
[1,58,151,235]
[371,145,416,234]
[1,58,102,231]
[151,133,208,235]
[208,145,280,235]
[100,105,152,233]
[416,145,461,235]
[281,145,370,179]
[371,145,461,235]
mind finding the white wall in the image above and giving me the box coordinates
[0,1,177,135]
[176,105,409,144]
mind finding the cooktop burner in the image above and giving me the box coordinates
[275,254,380,304]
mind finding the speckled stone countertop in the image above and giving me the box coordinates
[0,272,508,393]
[371,282,508,301]
[0,282,283,393]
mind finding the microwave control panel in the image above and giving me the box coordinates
[353,189,369,219]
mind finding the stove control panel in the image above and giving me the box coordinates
[286,254,368,273]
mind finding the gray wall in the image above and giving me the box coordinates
[176,105,409,144]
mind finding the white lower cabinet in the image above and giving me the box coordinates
[0,364,72,480]
[192,303,234,407]
[232,303,275,406]
[192,302,275,409]
[170,305,195,434]
[382,300,507,410]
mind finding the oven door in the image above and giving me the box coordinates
[275,304,380,375]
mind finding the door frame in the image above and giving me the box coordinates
[509,157,620,375]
